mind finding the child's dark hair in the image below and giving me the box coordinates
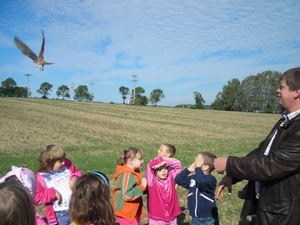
[201,151,217,173]
[38,144,66,172]
[117,147,142,165]
[163,143,176,157]
[0,182,36,225]
[69,171,115,225]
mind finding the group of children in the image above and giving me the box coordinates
[0,143,219,225]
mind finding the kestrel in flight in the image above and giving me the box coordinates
[14,31,54,71]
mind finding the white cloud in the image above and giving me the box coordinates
[0,0,299,105]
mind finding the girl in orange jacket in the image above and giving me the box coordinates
[113,147,147,225]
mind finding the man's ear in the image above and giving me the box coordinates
[294,89,300,99]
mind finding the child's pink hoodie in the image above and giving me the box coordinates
[34,158,81,225]
[146,156,181,222]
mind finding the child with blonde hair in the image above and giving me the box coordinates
[69,171,115,225]
[113,147,147,225]
[34,144,82,225]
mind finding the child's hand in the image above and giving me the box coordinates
[195,154,204,168]
[188,162,195,173]
[55,191,62,205]
[141,177,147,188]
[152,161,166,169]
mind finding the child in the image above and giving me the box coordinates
[0,182,36,225]
[146,143,182,225]
[34,144,82,225]
[0,165,47,225]
[113,147,147,225]
[157,143,180,165]
[69,171,115,225]
[175,152,219,225]
[0,165,36,196]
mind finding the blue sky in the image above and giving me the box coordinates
[0,0,299,106]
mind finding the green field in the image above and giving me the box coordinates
[0,97,280,224]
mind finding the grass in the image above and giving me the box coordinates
[0,97,280,224]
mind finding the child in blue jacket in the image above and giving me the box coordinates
[175,152,219,225]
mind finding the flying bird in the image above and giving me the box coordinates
[14,31,54,71]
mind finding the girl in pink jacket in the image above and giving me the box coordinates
[146,143,182,225]
[34,144,82,225]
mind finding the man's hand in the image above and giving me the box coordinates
[215,175,232,200]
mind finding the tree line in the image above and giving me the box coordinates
[0,79,94,102]
[0,69,283,111]
[0,78,166,106]
[211,70,282,112]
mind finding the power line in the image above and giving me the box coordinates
[89,82,95,101]
[131,74,138,102]
[24,73,32,98]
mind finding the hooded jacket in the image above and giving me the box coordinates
[226,113,300,225]
[113,165,146,221]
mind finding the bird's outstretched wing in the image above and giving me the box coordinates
[38,31,45,60]
[14,37,38,63]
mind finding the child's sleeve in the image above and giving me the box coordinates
[118,172,145,202]
[166,158,182,176]
[148,156,164,168]
[34,173,57,205]
[174,168,190,189]
[65,158,82,178]
[146,157,165,186]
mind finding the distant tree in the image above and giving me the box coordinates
[0,87,4,96]
[193,91,205,109]
[1,78,18,97]
[132,86,145,98]
[56,85,70,100]
[15,87,27,98]
[1,78,17,89]
[212,78,243,111]
[241,71,280,112]
[149,88,165,106]
[135,96,148,105]
[119,86,130,104]
[73,85,93,102]
[0,77,28,97]
[211,70,281,112]
[211,92,223,110]
[131,86,146,104]
[37,82,53,99]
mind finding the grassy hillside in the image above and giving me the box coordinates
[0,97,280,224]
